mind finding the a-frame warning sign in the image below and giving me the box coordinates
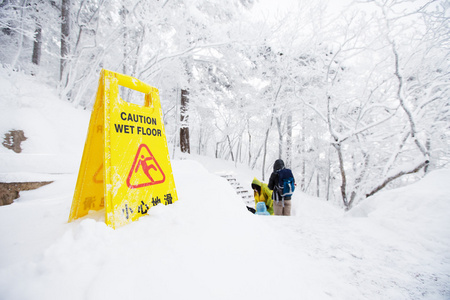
[69,69,178,229]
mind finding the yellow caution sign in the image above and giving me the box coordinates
[69,69,178,229]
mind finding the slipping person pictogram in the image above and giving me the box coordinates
[127,143,165,189]
[135,154,158,182]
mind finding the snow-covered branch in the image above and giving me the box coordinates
[366,159,429,198]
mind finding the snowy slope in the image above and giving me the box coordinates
[0,68,90,180]
[0,69,449,300]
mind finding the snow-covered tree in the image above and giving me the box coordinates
[1,0,448,210]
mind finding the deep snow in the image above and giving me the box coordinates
[0,69,449,300]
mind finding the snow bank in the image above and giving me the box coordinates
[349,169,450,244]
[0,160,339,300]
[347,169,450,299]
[0,68,90,177]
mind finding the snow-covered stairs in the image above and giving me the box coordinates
[220,174,253,207]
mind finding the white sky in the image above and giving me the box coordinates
[252,0,354,22]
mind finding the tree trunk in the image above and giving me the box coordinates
[215,142,220,158]
[316,171,320,197]
[392,43,428,158]
[301,109,306,189]
[334,143,348,209]
[227,135,235,162]
[60,0,70,83]
[425,137,431,173]
[11,0,26,68]
[326,145,332,201]
[121,5,128,76]
[262,126,270,181]
[348,153,370,209]
[32,24,42,66]
[236,134,242,165]
[286,114,292,167]
[180,88,190,153]
[276,116,282,159]
[247,120,252,167]
[197,127,202,155]
[262,84,282,180]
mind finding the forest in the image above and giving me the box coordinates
[1,0,449,209]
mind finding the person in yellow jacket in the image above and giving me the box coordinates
[251,178,274,215]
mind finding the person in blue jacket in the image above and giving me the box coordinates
[268,159,295,216]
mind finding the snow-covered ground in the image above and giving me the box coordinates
[0,69,449,299]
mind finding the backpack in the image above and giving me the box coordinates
[255,202,270,215]
[277,168,295,198]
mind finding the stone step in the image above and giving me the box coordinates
[220,174,253,203]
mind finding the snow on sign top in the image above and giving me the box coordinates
[69,69,178,229]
